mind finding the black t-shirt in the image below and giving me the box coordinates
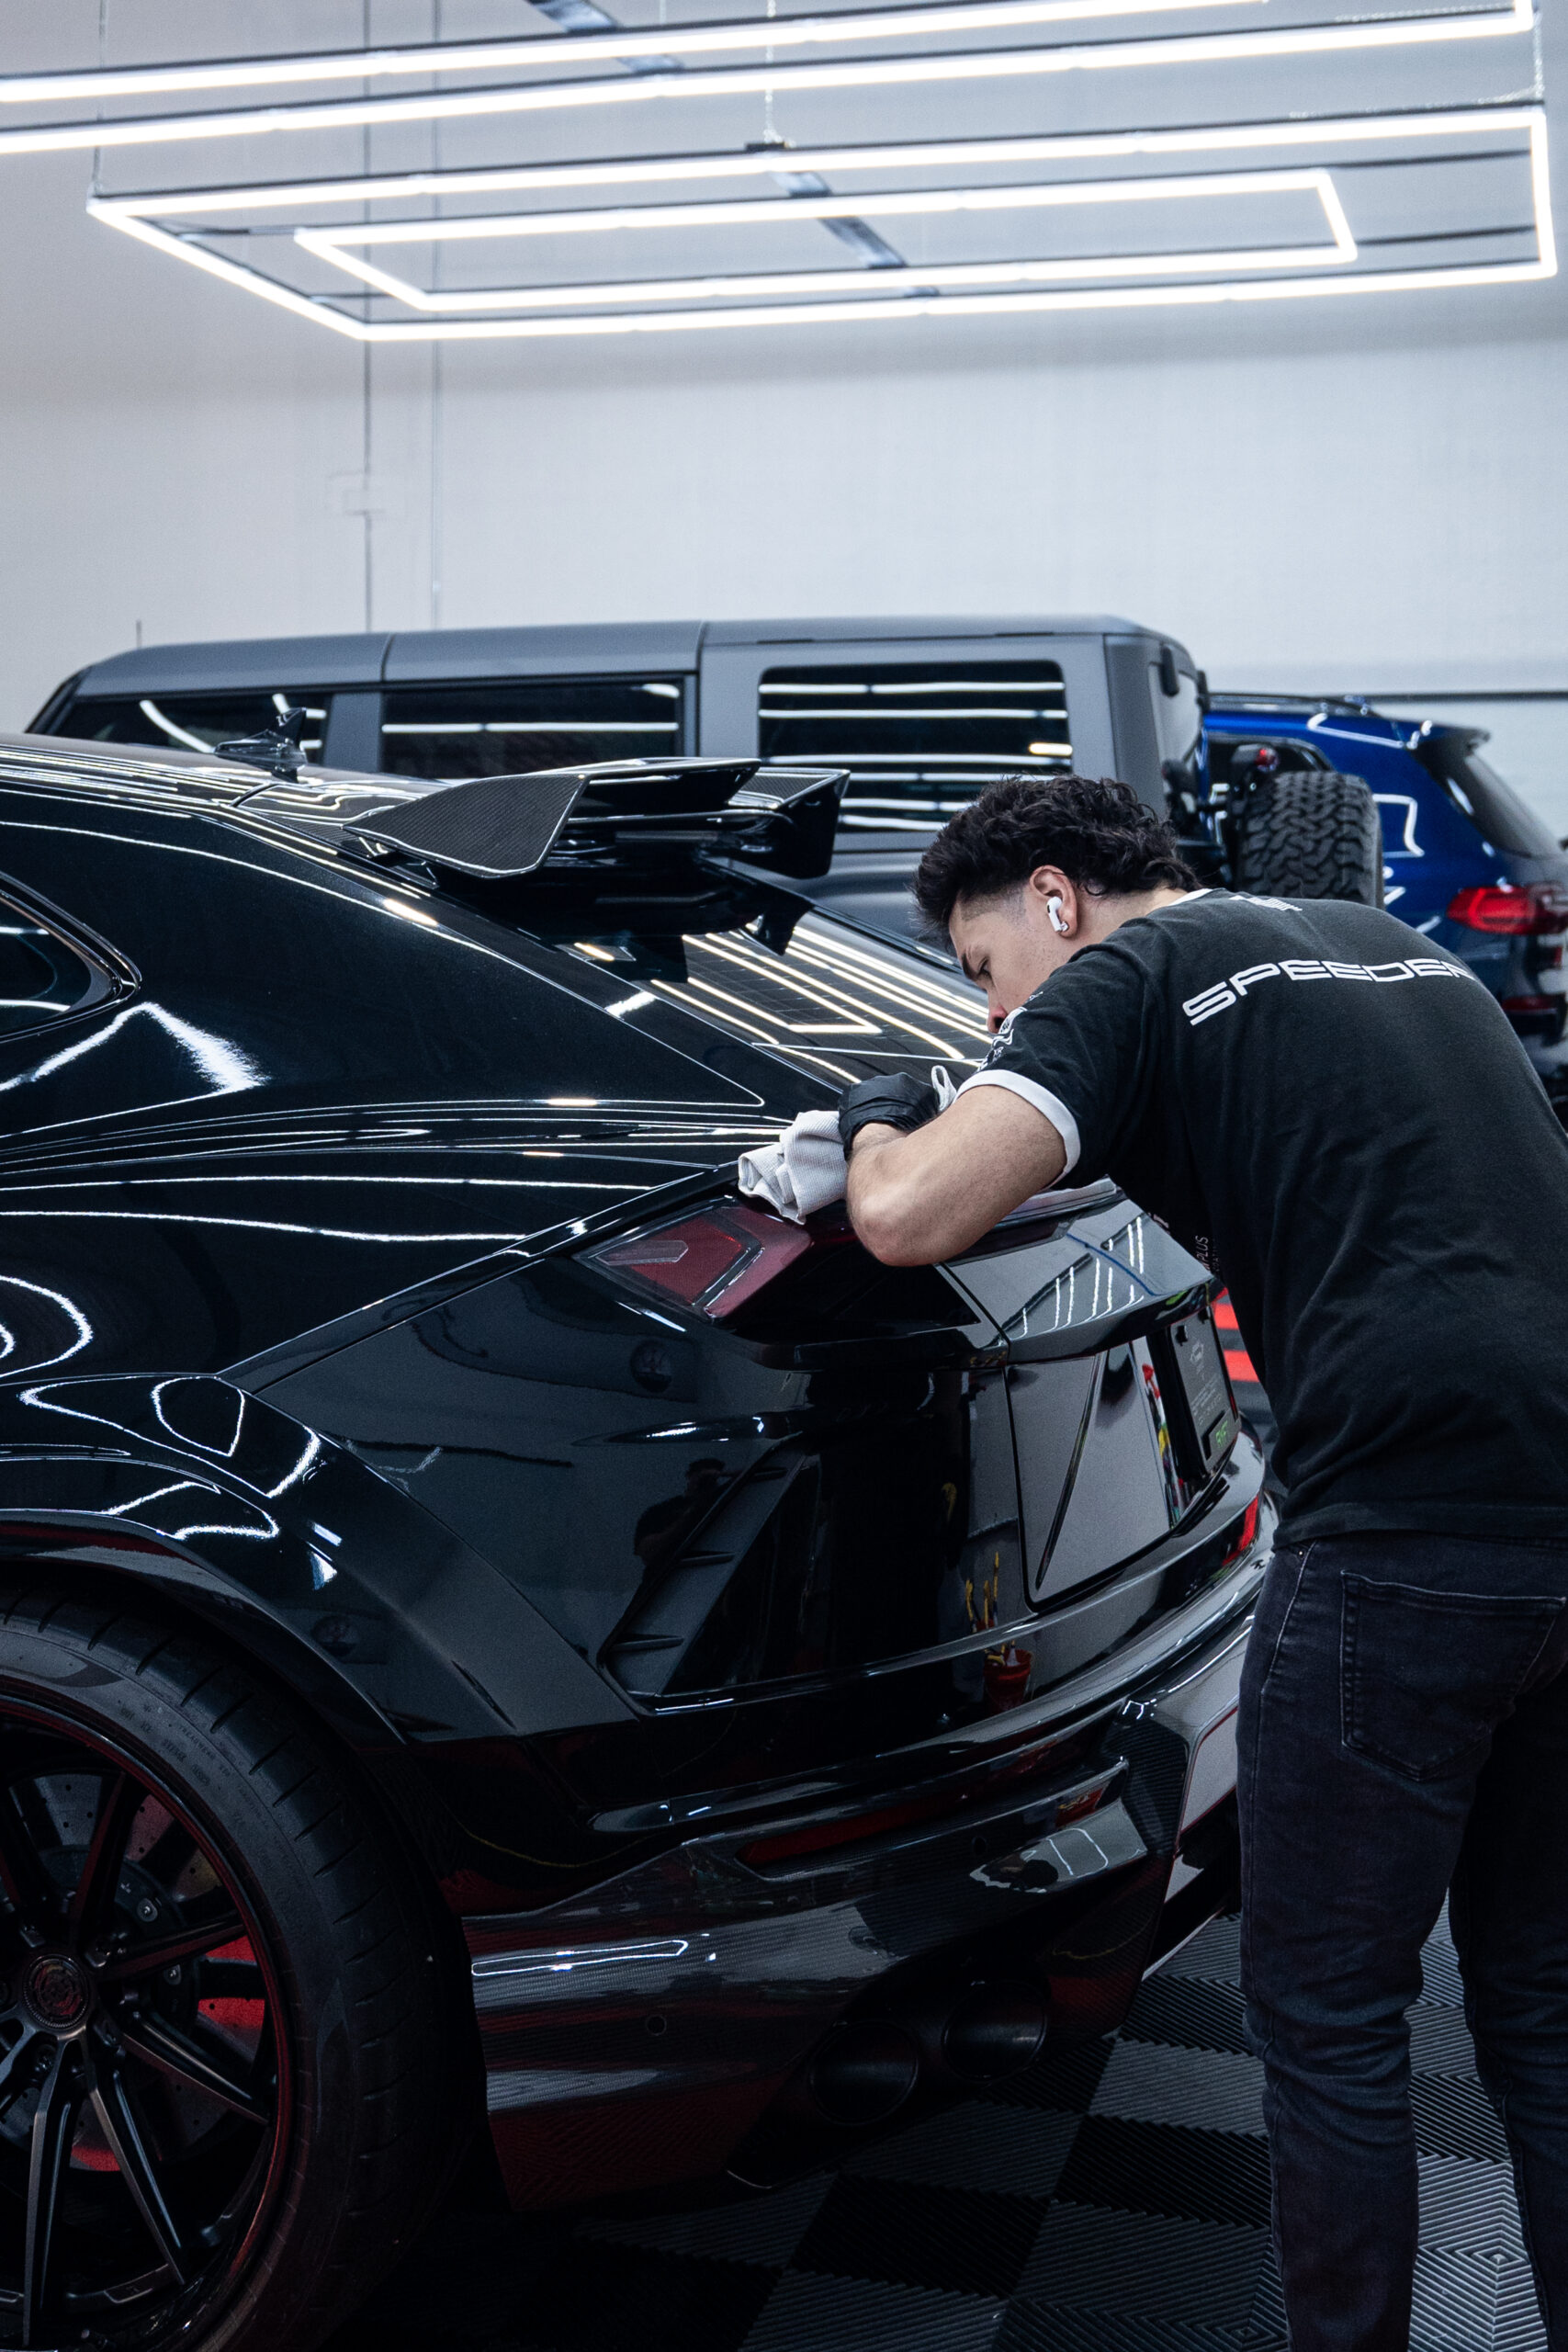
[960,889,1568,1544]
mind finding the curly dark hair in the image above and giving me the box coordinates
[912,772,1195,935]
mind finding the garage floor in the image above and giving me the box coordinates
[328,1908,1540,2352]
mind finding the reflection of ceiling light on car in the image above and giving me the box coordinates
[0,0,1533,154]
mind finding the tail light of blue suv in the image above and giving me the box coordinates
[1447,881,1568,1041]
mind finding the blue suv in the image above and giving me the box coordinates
[1201,697,1568,1112]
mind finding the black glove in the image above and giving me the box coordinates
[839,1072,941,1152]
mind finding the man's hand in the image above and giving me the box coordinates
[844,1084,1068,1266]
[838,1072,940,1151]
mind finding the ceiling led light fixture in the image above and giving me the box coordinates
[86,104,1553,337]
[94,104,1556,216]
[293,168,1357,311]
[0,0,1535,155]
[0,0,1307,103]
[295,164,1353,253]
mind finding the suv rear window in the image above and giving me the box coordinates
[758,660,1070,832]
[54,693,326,759]
[378,680,682,780]
[1411,729,1558,857]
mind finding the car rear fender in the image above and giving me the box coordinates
[0,1373,632,1749]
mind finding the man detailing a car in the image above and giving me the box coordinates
[840,773,1568,2352]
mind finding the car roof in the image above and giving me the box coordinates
[0,729,386,815]
[68,615,1168,698]
[1206,696,1411,739]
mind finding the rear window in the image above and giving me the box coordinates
[758,660,1071,833]
[561,906,993,1090]
[1411,729,1558,857]
[54,692,327,759]
[379,679,683,780]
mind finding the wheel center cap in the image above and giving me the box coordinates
[23,1951,90,2031]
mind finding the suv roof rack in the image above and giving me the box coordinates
[343,756,847,883]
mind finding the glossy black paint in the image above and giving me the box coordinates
[0,734,1265,2208]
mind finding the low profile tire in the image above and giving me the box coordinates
[1232,771,1384,905]
[0,1581,457,2352]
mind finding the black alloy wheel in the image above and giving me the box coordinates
[0,1586,459,2352]
[0,1706,288,2347]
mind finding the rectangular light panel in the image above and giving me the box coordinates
[85,106,1554,338]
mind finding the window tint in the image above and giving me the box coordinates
[758,660,1070,832]
[56,692,326,759]
[0,904,109,1037]
[1411,729,1557,856]
[379,680,683,780]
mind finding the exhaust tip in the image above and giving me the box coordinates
[942,1981,1048,2082]
[807,2021,920,2128]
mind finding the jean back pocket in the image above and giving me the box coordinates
[1340,1575,1563,1781]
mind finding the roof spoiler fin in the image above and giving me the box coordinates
[344,757,847,882]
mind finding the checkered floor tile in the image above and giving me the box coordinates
[327,1908,1546,2352]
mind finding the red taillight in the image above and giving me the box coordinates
[1222,1494,1262,1566]
[1446,882,1568,935]
[584,1201,837,1319]
[1502,994,1561,1016]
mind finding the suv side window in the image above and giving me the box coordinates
[0,899,115,1038]
[54,692,327,760]
[378,679,684,780]
[758,659,1070,832]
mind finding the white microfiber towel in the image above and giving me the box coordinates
[735,1069,962,1226]
[737,1109,845,1225]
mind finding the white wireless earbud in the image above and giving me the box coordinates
[1047,896,1069,936]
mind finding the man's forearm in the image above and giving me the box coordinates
[845,1086,1068,1265]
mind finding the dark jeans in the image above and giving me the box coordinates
[1238,1532,1568,2351]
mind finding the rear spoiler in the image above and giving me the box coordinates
[344,757,846,883]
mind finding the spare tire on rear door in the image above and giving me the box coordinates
[1232,771,1384,905]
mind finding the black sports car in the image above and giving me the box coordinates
[0,732,1268,2351]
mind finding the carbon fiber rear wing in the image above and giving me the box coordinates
[343,757,846,883]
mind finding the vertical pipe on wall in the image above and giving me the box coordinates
[362,0,375,634]
[430,0,445,631]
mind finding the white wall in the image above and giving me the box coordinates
[4,6,1566,808]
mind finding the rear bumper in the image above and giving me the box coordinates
[464,1577,1259,2208]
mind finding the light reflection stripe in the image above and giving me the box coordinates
[0,1211,558,1241]
[688,932,923,1036]
[792,927,992,1030]
[671,975,786,1042]
[0,1175,641,1190]
[690,932,964,1055]
[784,938,990,1037]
